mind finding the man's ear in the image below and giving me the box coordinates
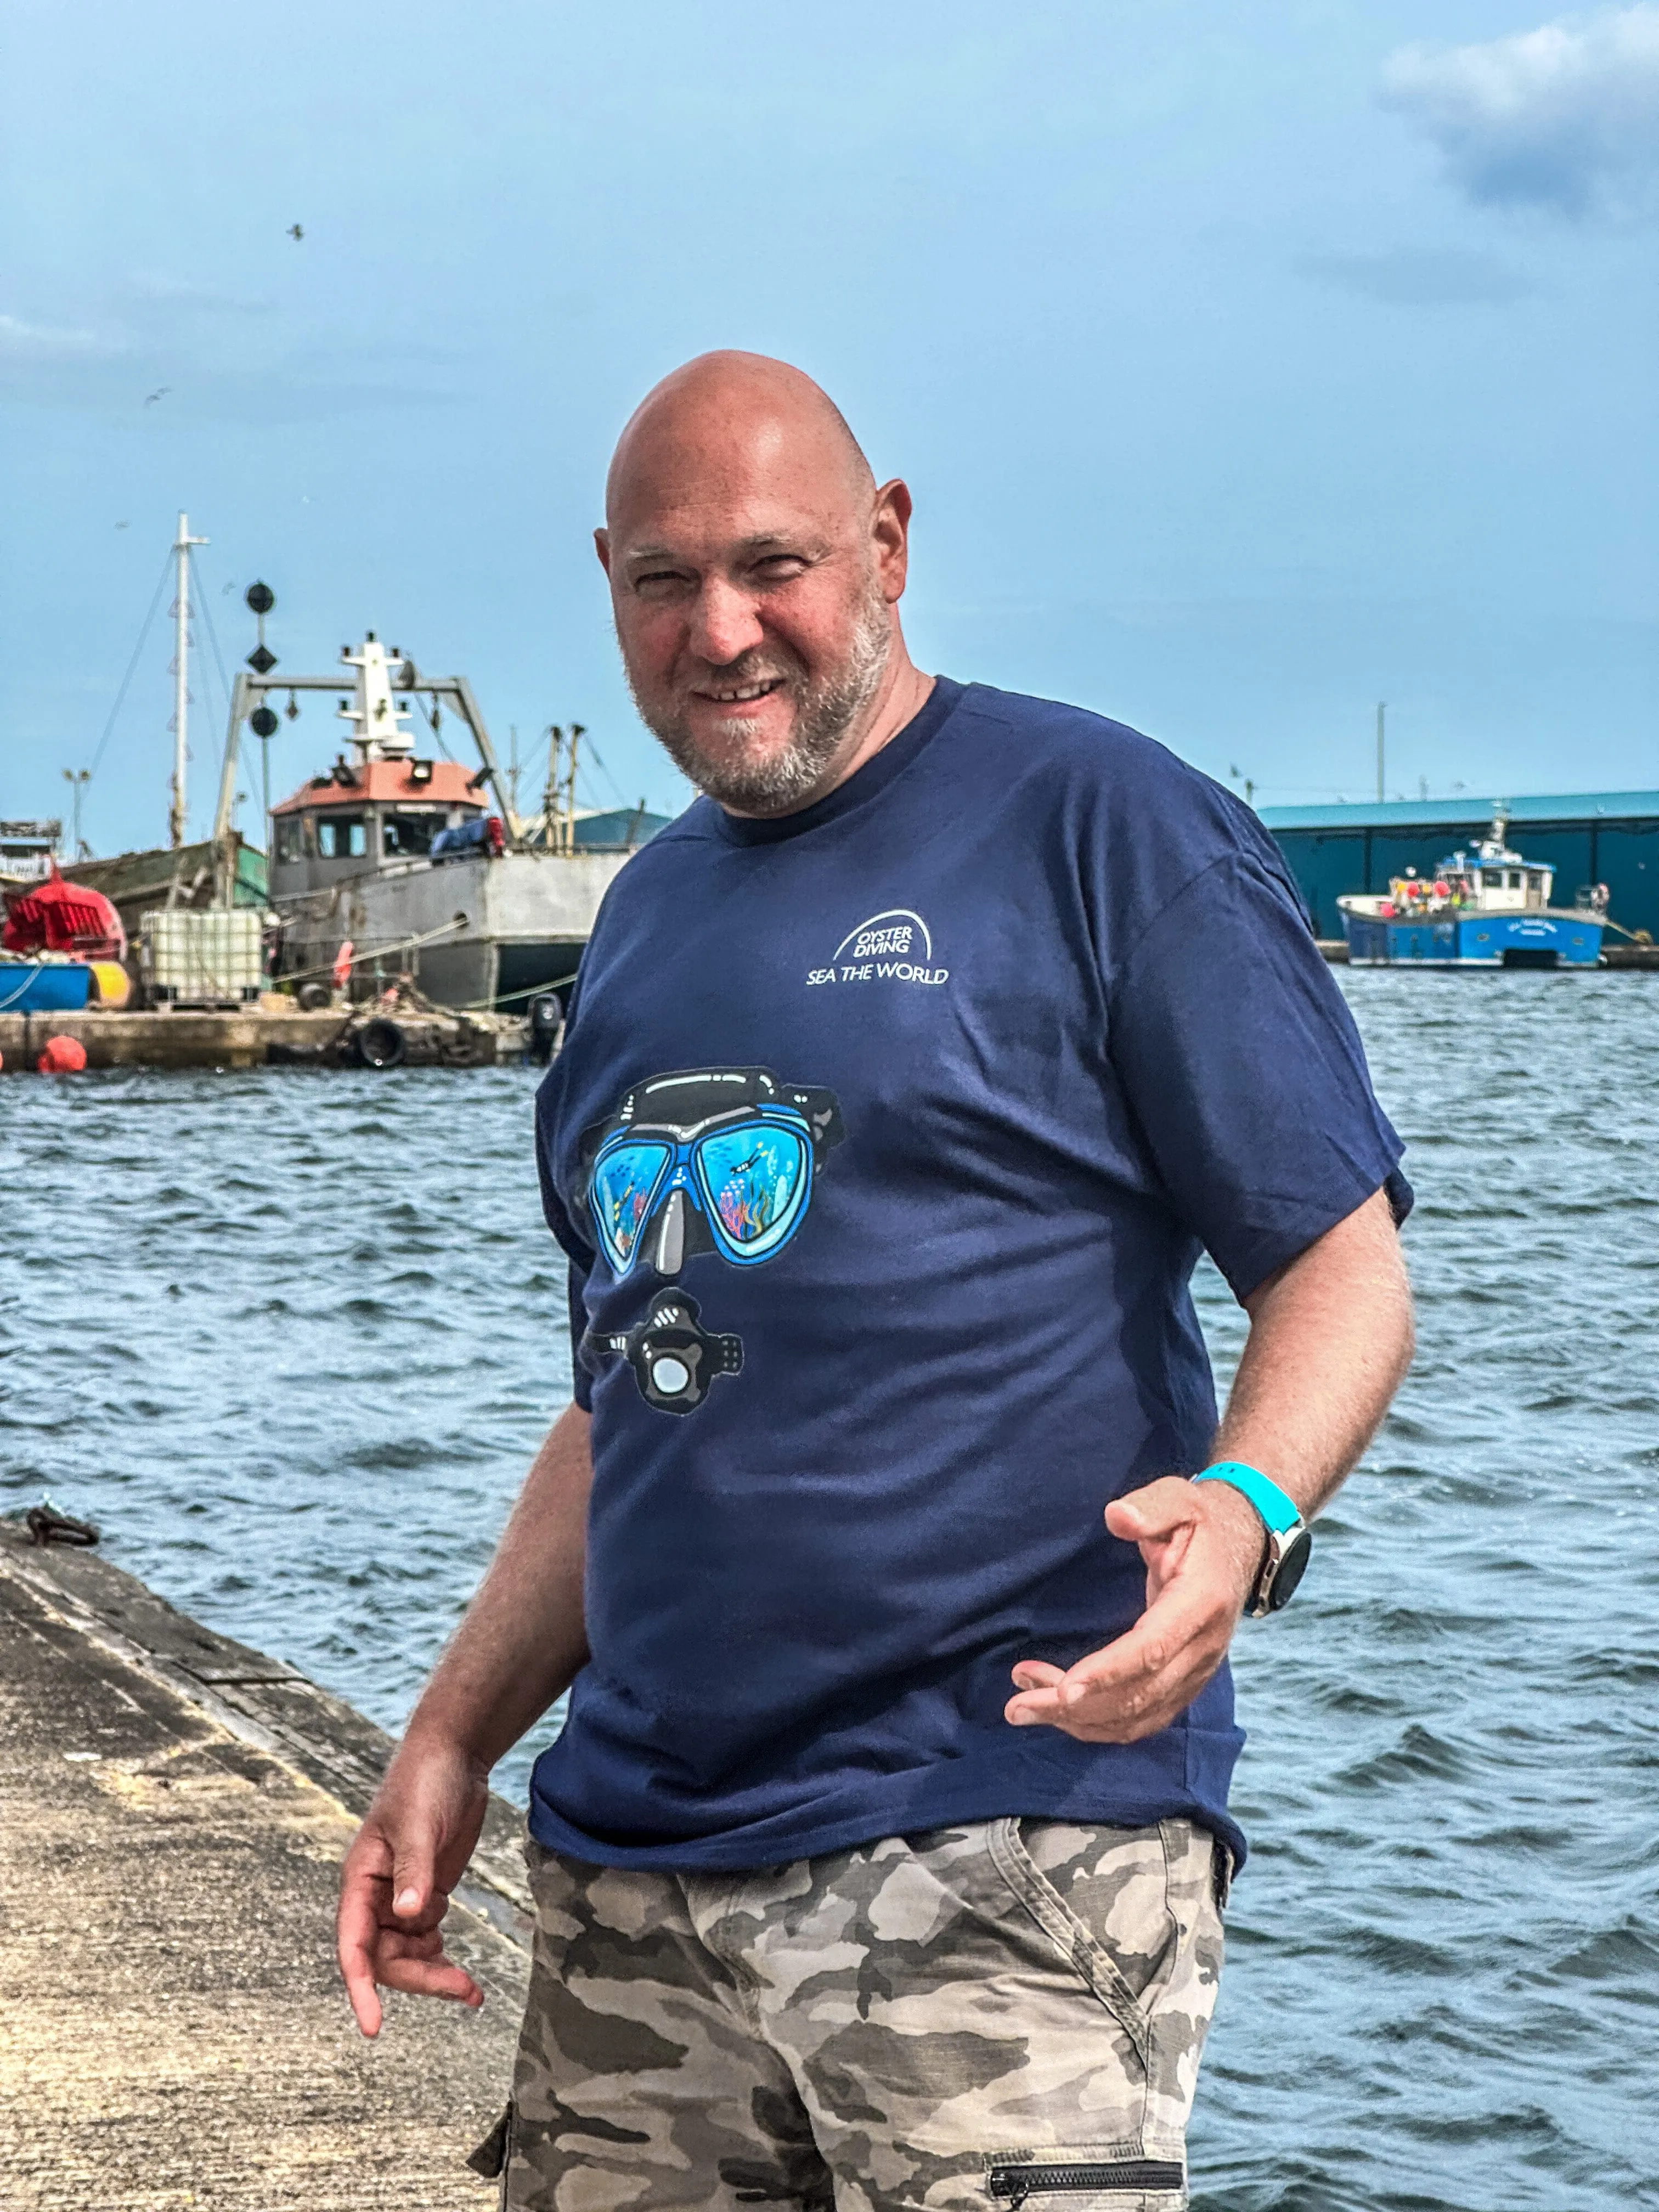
[872,479,911,600]
[594,527,613,577]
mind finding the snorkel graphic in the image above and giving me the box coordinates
[579,1067,844,1413]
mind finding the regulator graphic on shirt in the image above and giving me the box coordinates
[578,1066,845,1414]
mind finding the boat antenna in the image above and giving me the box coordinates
[170,511,208,848]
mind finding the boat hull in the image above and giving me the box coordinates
[0,961,94,1014]
[1340,909,1604,968]
[272,847,635,1009]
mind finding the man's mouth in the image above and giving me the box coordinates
[692,676,788,706]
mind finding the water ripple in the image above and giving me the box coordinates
[1,973,1654,2204]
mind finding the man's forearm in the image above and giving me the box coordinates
[1216,1184,1414,1523]
[402,1400,592,1773]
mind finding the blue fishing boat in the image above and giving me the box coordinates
[1339,812,1606,969]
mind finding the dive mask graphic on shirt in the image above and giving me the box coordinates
[583,1066,845,1282]
[578,1068,844,1416]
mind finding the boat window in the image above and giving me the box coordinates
[274,817,303,864]
[383,810,442,857]
[1508,871,1522,889]
[317,816,366,859]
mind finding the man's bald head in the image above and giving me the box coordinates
[606,352,875,531]
[596,352,923,817]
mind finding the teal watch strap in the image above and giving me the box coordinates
[1193,1461,1302,1534]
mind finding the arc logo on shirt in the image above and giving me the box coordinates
[806,908,949,988]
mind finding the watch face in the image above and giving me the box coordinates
[1267,1527,1313,1612]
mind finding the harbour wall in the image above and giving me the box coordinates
[0,1005,527,1073]
[0,1515,527,2208]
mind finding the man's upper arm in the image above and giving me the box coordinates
[1106,849,1412,1300]
[1239,1182,1409,1320]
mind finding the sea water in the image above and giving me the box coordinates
[4,970,1656,2209]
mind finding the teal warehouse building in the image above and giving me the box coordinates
[1257,793,1659,941]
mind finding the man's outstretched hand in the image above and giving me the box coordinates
[1006,1476,1265,1743]
[337,1729,492,2038]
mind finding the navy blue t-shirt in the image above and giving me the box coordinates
[529,679,1408,1871]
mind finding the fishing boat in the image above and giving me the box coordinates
[67,517,667,1014]
[242,632,668,1011]
[1339,812,1606,968]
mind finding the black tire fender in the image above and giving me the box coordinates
[352,1018,407,1069]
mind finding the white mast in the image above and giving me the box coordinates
[169,510,207,849]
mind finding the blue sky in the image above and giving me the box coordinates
[3,1,1655,853]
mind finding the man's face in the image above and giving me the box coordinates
[599,419,904,815]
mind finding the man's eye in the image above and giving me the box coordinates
[753,556,808,582]
[634,570,690,595]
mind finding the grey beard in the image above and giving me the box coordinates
[630,588,892,816]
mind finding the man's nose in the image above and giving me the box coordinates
[688,578,765,668]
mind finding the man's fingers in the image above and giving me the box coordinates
[340,1925,385,2040]
[378,1888,452,1937]
[336,1870,390,2038]
[1007,1575,1232,1739]
[377,1954,485,2007]
[1104,1475,1199,1547]
[390,1832,439,1920]
[377,1927,447,1963]
[1009,1659,1066,1692]
[345,1974,384,2039]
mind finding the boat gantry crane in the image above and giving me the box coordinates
[211,595,513,904]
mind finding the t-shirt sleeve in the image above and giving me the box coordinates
[1107,849,1410,1299]
[534,1076,597,1412]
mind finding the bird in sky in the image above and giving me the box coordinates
[287,223,303,241]
[143,387,170,405]
[115,521,129,530]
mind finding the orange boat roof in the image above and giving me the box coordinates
[272,758,486,816]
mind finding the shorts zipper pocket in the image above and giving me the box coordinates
[989,2160,1185,2205]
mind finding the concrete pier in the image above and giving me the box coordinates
[0,1005,527,1073]
[0,1521,528,2208]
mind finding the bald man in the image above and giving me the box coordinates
[339,353,1414,2210]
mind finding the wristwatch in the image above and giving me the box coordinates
[1192,1462,1312,1617]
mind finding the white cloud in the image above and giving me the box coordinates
[0,312,119,358]
[1383,5,1659,218]
[123,272,270,315]
[0,289,456,420]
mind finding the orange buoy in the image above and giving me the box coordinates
[37,1035,88,1074]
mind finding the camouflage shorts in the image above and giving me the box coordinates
[486,1816,1226,2211]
